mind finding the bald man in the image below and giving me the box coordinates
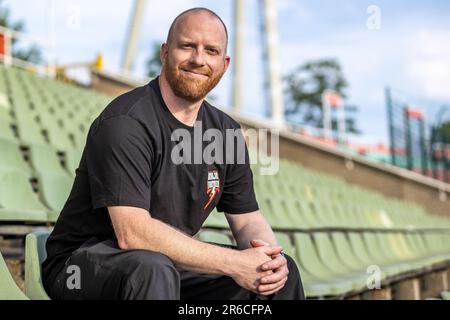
[42,7,305,300]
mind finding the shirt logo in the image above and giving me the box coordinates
[204,170,220,209]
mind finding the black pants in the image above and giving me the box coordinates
[48,238,305,300]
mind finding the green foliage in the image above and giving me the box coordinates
[284,58,359,133]
[146,41,162,78]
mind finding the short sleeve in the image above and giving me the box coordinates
[216,127,259,214]
[85,115,152,211]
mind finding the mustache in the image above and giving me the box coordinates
[179,64,212,77]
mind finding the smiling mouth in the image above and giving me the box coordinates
[181,69,209,78]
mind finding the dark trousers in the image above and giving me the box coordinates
[47,238,305,300]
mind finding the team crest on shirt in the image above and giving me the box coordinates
[204,170,220,209]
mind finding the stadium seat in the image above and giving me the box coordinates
[0,118,17,142]
[15,114,47,145]
[0,138,31,174]
[198,230,233,245]
[36,172,73,221]
[0,170,48,222]
[0,251,29,300]
[293,233,356,296]
[65,148,83,176]
[29,143,71,177]
[25,230,51,300]
[202,209,229,228]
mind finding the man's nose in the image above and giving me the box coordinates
[189,48,206,66]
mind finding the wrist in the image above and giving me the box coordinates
[221,247,241,277]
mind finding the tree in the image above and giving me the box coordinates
[284,58,359,133]
[146,41,162,78]
[432,121,450,145]
[0,0,42,64]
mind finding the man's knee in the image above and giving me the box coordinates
[125,250,179,278]
[122,250,180,299]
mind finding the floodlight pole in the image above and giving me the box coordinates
[232,0,244,114]
[122,0,148,75]
[261,0,284,128]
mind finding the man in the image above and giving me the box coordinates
[42,7,305,300]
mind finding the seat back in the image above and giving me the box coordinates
[198,230,233,245]
[25,230,51,300]
[0,251,29,300]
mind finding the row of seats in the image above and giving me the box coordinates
[0,65,110,150]
[0,138,80,176]
[1,229,449,300]
[248,157,450,231]
[198,228,450,297]
[0,138,79,223]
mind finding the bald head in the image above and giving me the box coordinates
[166,7,228,53]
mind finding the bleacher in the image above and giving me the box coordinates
[1,65,450,300]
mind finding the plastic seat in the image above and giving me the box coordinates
[37,172,73,221]
[293,233,356,297]
[198,230,233,245]
[25,230,51,299]
[29,143,70,176]
[330,232,388,280]
[202,209,229,228]
[0,170,48,222]
[65,149,83,176]
[0,251,29,299]
[0,118,17,142]
[45,123,74,151]
[0,138,31,174]
[312,233,368,291]
[16,115,47,145]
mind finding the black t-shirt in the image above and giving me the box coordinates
[42,77,259,287]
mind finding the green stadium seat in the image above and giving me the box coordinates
[25,230,51,300]
[293,233,356,296]
[29,143,70,176]
[0,91,10,109]
[0,118,17,142]
[37,172,73,221]
[312,233,368,291]
[0,251,29,300]
[202,209,229,228]
[15,114,47,145]
[274,232,295,258]
[44,123,75,151]
[0,170,48,222]
[0,138,31,174]
[65,148,83,176]
[198,230,233,245]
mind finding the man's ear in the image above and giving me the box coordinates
[160,43,168,66]
[223,55,231,73]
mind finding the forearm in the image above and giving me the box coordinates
[233,217,277,250]
[110,207,239,276]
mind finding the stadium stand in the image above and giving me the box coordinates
[1,65,450,300]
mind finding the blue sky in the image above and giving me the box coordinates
[5,0,450,145]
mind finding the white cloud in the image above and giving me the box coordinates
[407,30,450,100]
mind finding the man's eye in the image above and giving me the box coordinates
[207,49,219,55]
